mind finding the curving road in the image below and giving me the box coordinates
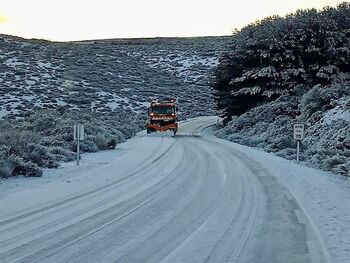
[0,117,328,263]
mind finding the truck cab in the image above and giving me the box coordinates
[146,99,178,135]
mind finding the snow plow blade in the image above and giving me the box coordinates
[146,123,178,134]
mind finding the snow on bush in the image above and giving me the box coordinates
[0,108,144,178]
[214,4,350,175]
[216,82,350,176]
[0,151,12,178]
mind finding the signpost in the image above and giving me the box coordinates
[74,124,84,165]
[293,124,304,164]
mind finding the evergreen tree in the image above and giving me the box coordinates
[213,3,350,121]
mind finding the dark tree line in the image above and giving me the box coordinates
[212,2,350,123]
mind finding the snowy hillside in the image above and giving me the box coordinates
[213,4,350,176]
[0,35,231,177]
[0,35,230,119]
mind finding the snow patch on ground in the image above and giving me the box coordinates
[37,61,52,69]
[4,57,26,67]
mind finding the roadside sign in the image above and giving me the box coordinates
[293,124,304,140]
[74,124,84,165]
[293,124,304,164]
[74,125,77,140]
[79,125,84,141]
[74,124,84,141]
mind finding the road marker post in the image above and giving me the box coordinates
[74,124,84,165]
[293,124,304,165]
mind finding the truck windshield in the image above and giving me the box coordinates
[152,106,174,115]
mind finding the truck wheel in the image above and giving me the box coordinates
[147,128,152,134]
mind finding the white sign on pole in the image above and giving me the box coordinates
[293,124,304,140]
[73,124,77,140]
[79,125,84,141]
[293,124,304,164]
[74,124,84,141]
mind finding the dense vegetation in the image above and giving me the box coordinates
[213,3,350,176]
[213,2,350,119]
[0,109,143,178]
[0,36,230,120]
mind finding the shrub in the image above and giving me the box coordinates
[26,143,59,168]
[270,136,295,151]
[0,161,12,178]
[107,138,117,149]
[49,147,76,162]
[95,132,108,150]
[321,155,347,171]
[9,155,43,177]
[0,107,144,177]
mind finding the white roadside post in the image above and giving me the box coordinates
[293,124,304,164]
[74,124,84,165]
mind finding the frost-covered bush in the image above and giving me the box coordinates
[332,162,350,177]
[0,151,12,178]
[216,81,350,175]
[321,155,347,171]
[0,108,144,177]
[49,147,76,162]
[95,133,108,150]
[8,155,42,177]
[0,130,43,177]
[214,4,350,176]
[31,144,59,168]
[268,136,295,152]
[275,148,296,160]
[95,133,117,150]
[300,85,325,120]
[76,139,99,153]
[0,164,11,178]
[300,83,350,122]
[107,138,117,149]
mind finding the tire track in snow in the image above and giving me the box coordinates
[23,136,198,263]
[0,117,329,263]
[0,138,180,261]
[203,135,329,263]
[0,137,168,229]
[115,137,226,263]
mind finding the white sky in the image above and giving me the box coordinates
[0,0,347,41]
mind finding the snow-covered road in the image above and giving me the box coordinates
[0,117,333,262]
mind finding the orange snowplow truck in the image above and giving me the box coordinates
[146,99,178,135]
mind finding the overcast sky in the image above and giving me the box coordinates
[0,0,346,41]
